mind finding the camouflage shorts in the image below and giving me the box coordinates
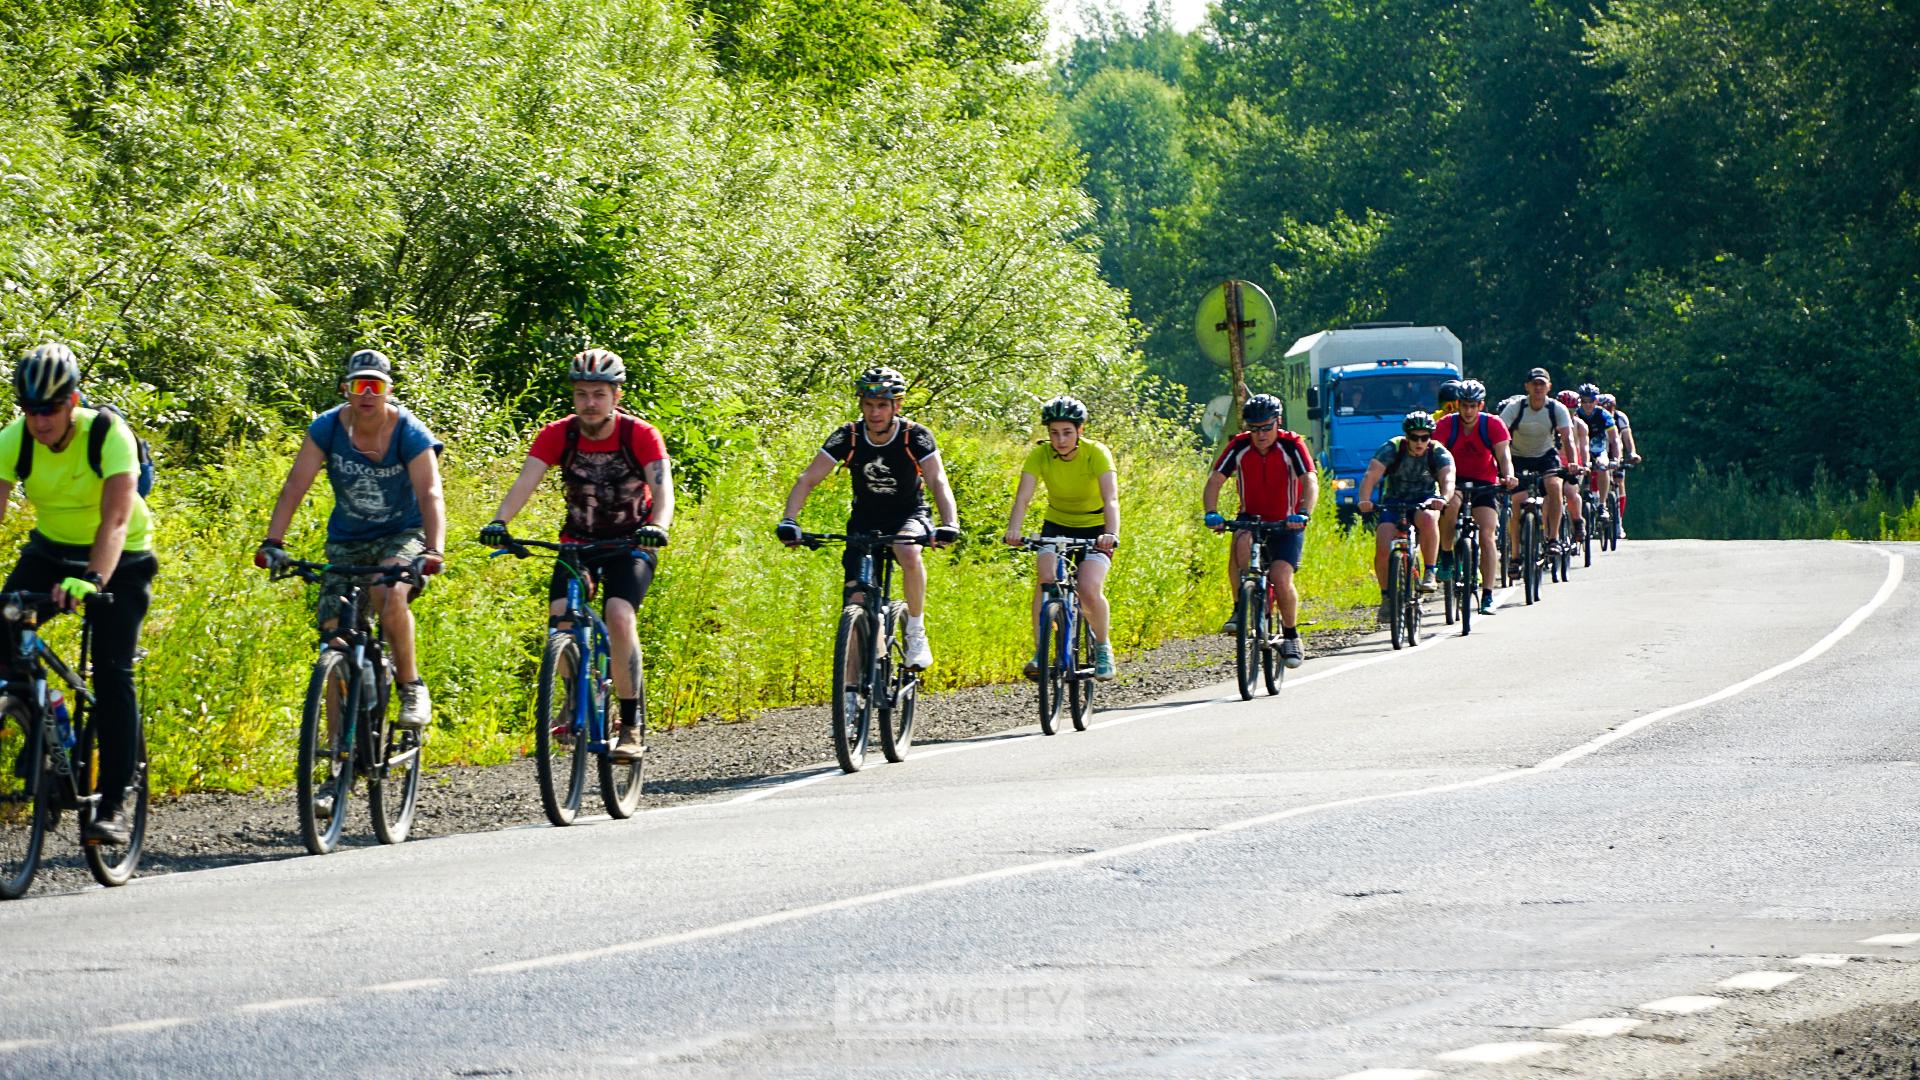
[317,530,427,626]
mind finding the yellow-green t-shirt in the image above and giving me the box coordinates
[0,410,155,552]
[1020,438,1116,529]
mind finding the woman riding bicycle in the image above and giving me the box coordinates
[0,343,159,845]
[1002,396,1118,682]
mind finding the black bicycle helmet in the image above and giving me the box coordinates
[1577,381,1601,399]
[1040,395,1088,425]
[570,348,627,384]
[1457,379,1487,403]
[1402,410,1437,434]
[14,343,80,406]
[1436,380,1463,406]
[855,366,907,400]
[1241,393,1283,425]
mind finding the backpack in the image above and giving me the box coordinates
[560,413,643,475]
[839,418,926,478]
[14,404,156,498]
[1387,435,1446,480]
[1439,411,1493,454]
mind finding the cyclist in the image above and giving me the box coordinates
[1003,396,1118,680]
[777,367,959,671]
[1204,393,1314,667]
[1498,368,1574,564]
[1356,411,1455,619]
[1599,393,1641,536]
[0,343,159,844]
[1556,388,1590,542]
[256,350,445,730]
[1435,379,1463,421]
[482,348,672,763]
[1574,383,1621,523]
[1434,380,1514,616]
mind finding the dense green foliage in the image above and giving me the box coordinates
[1055,0,1920,530]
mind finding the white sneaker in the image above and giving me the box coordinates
[903,625,932,670]
[396,680,431,730]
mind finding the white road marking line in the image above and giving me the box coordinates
[361,978,450,993]
[234,997,329,1014]
[1552,1016,1644,1037]
[1331,1069,1440,1080]
[94,1017,193,1035]
[1718,970,1800,991]
[1792,954,1857,966]
[471,552,1902,977]
[1639,995,1722,1014]
[1859,932,1920,946]
[0,1039,51,1053]
[1435,1041,1564,1064]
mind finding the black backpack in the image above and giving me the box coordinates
[1387,434,1447,480]
[14,404,156,498]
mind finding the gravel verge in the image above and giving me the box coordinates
[20,623,1363,897]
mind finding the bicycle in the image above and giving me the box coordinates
[1017,536,1103,728]
[1376,499,1431,650]
[0,590,147,898]
[270,559,426,853]
[1577,468,1602,568]
[1443,480,1494,636]
[796,531,927,772]
[492,534,653,825]
[1509,470,1557,605]
[1222,520,1285,699]
[1603,462,1632,550]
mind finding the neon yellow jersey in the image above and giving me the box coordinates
[0,410,154,551]
[1020,438,1116,529]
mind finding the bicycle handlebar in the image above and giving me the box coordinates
[0,589,115,619]
[795,531,933,551]
[484,532,662,560]
[1016,535,1103,552]
[270,558,426,587]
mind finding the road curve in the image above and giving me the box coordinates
[3,540,1917,1079]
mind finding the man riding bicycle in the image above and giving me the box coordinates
[483,348,673,763]
[1498,368,1574,563]
[1574,383,1622,518]
[1356,411,1456,620]
[1204,393,1314,668]
[1435,380,1514,616]
[1599,392,1641,537]
[257,349,446,730]
[1005,396,1120,680]
[0,343,158,844]
[777,367,959,672]
[1556,389,1590,542]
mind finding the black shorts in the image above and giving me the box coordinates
[1513,451,1563,477]
[842,510,931,583]
[548,547,658,608]
[1035,521,1114,569]
[1456,484,1502,510]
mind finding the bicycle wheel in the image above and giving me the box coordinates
[534,632,590,826]
[1582,505,1595,567]
[599,646,644,818]
[1608,496,1624,549]
[1234,577,1259,701]
[830,606,873,771]
[1388,550,1405,650]
[1069,617,1095,730]
[1458,532,1477,636]
[82,723,147,887]
[1521,513,1542,604]
[1403,553,1423,647]
[1442,546,1458,626]
[298,652,355,855]
[0,696,48,900]
[1037,599,1066,736]
[369,658,422,845]
[1259,585,1282,696]
[879,601,916,763]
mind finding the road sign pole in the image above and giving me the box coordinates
[1225,279,1248,431]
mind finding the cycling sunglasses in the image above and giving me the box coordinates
[18,399,66,416]
[1406,432,1434,442]
[1245,421,1278,432]
[346,377,390,396]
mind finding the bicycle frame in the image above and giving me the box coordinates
[275,561,420,776]
[553,559,616,755]
[1,595,100,811]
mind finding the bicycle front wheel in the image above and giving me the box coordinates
[878,602,915,763]
[298,652,355,855]
[1388,551,1406,650]
[369,659,422,845]
[1234,578,1259,701]
[0,696,48,900]
[81,721,147,887]
[1037,599,1066,735]
[1458,533,1477,636]
[831,607,873,772]
[1069,617,1095,730]
[599,647,644,818]
[535,633,590,826]
[1259,587,1282,696]
[1521,515,1541,604]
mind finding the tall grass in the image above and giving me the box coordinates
[2,419,1377,794]
[1632,461,1920,541]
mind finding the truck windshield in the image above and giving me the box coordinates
[1333,374,1453,416]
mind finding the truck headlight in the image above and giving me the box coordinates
[1332,478,1355,491]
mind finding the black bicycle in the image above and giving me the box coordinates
[492,534,653,826]
[1018,536,1101,730]
[1602,462,1632,550]
[1223,520,1286,698]
[1509,470,1557,605]
[798,531,927,772]
[1376,499,1431,649]
[272,559,426,853]
[1577,466,1602,567]
[1444,481,1495,635]
[0,591,147,898]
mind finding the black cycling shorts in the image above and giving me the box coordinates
[1456,485,1502,510]
[548,547,658,608]
[1512,451,1563,477]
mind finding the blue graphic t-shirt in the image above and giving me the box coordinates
[308,405,444,542]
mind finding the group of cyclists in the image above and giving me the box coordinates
[2,340,1639,868]
[1352,368,1643,620]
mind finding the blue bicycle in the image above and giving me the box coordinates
[1019,536,1099,735]
[493,533,652,826]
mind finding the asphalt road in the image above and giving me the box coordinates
[3,540,1918,1079]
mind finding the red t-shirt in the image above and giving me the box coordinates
[1435,412,1511,484]
[528,414,669,539]
[1212,430,1316,520]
